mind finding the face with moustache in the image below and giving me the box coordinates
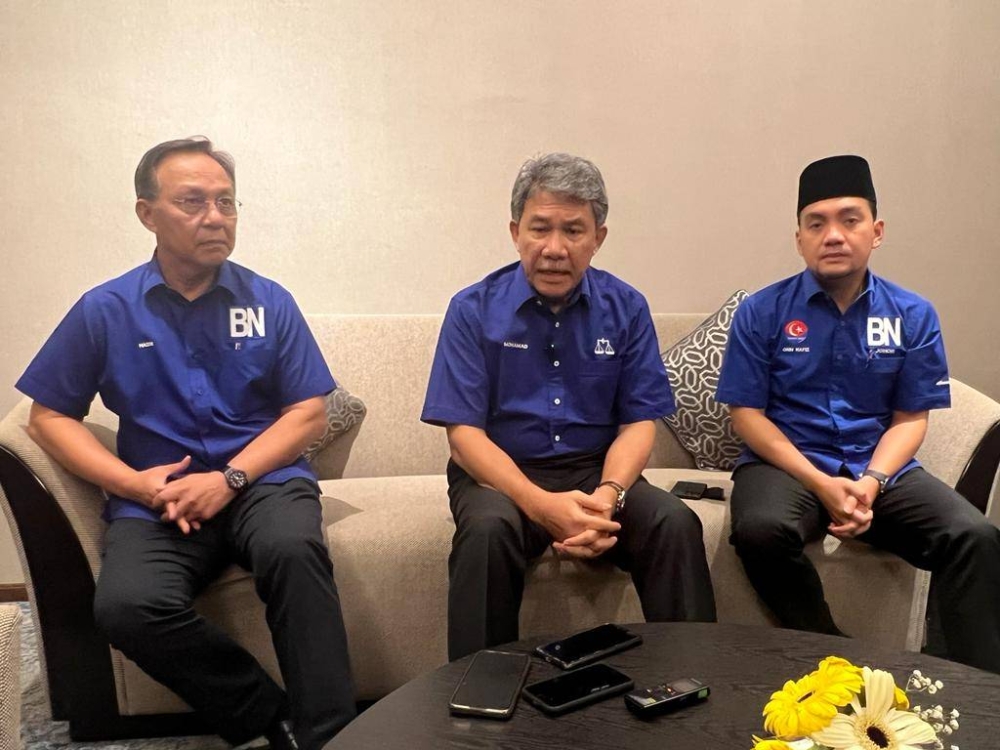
[796,196,883,288]
[135,151,237,281]
[509,190,607,311]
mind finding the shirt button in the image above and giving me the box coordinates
[536,300,542,306]
[554,398,561,405]
[554,435,561,442]
[554,322,560,328]
[554,360,560,367]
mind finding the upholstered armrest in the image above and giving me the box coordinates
[0,399,117,725]
[917,378,1000,514]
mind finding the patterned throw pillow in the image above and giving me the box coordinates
[660,290,749,471]
[303,386,367,464]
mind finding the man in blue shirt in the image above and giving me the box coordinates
[16,138,355,748]
[422,153,716,660]
[717,155,1000,672]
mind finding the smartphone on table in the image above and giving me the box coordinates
[535,623,642,669]
[449,649,531,720]
[522,662,634,715]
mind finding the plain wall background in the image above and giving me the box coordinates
[2,1,998,583]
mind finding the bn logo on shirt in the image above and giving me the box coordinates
[867,316,901,348]
[230,307,266,338]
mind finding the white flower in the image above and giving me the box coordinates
[810,667,938,750]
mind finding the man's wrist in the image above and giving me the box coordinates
[861,468,889,495]
[597,480,627,515]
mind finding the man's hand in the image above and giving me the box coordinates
[813,476,873,538]
[529,489,620,557]
[543,488,620,559]
[124,455,193,509]
[155,471,236,534]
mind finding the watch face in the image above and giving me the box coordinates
[225,468,248,491]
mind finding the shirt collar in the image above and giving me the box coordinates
[801,268,874,304]
[141,253,241,300]
[513,265,592,311]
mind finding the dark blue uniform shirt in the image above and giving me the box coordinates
[716,269,950,484]
[421,262,675,462]
[16,257,335,522]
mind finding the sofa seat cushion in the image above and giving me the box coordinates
[111,467,929,713]
[641,468,928,650]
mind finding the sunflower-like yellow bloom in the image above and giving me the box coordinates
[811,667,936,750]
[809,656,864,708]
[763,672,839,738]
[751,735,795,750]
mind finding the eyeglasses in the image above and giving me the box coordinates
[170,196,242,217]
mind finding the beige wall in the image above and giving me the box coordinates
[2,1,998,583]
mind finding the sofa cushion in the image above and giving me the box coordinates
[660,291,748,470]
[303,386,367,466]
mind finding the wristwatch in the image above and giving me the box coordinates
[598,480,627,515]
[861,469,889,495]
[223,465,250,494]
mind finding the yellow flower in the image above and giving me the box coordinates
[763,672,839,738]
[810,667,937,750]
[893,685,909,710]
[751,735,795,750]
[810,656,864,708]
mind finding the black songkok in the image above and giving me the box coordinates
[797,155,877,216]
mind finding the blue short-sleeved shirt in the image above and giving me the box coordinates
[421,262,675,462]
[716,269,950,483]
[16,257,335,522]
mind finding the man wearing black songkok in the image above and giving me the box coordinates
[716,155,1000,673]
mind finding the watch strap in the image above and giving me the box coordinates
[862,469,889,494]
[598,480,627,515]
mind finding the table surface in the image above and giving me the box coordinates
[327,623,1000,749]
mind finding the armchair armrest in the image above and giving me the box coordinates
[917,378,1000,514]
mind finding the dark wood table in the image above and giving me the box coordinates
[327,623,1000,748]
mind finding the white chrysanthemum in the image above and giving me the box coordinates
[810,667,938,750]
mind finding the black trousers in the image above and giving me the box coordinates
[93,479,356,749]
[730,462,1000,673]
[447,455,718,661]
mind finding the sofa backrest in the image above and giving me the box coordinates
[306,313,706,479]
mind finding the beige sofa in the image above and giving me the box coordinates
[2,313,999,740]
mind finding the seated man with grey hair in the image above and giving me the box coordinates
[422,153,717,660]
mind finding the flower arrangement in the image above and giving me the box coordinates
[750,656,961,750]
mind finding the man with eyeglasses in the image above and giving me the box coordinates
[422,153,717,661]
[716,155,1000,673]
[16,137,355,748]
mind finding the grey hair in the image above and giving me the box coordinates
[510,153,609,227]
[134,136,236,200]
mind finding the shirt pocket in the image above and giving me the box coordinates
[850,356,903,413]
[217,339,276,411]
[576,360,622,424]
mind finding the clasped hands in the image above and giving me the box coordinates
[128,456,236,534]
[816,475,879,538]
[535,486,622,560]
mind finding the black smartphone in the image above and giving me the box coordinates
[535,623,642,670]
[671,480,708,500]
[522,663,634,715]
[449,649,531,720]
